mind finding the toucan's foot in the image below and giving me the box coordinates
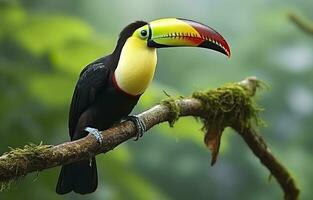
[85,127,103,146]
[125,115,147,141]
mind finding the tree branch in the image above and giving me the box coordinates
[0,77,299,199]
[288,12,313,36]
[233,125,299,200]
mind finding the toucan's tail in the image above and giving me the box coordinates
[56,158,98,195]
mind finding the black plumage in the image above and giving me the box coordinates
[56,21,147,195]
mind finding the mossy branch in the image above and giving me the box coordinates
[0,77,299,199]
[288,12,313,36]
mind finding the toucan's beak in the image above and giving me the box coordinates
[147,18,231,57]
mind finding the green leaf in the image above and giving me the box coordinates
[0,4,26,39]
[99,154,170,200]
[26,73,75,107]
[50,38,114,75]
[13,15,93,55]
[157,118,203,146]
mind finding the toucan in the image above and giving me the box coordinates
[56,18,231,195]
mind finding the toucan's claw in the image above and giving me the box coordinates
[126,115,147,141]
[85,127,103,146]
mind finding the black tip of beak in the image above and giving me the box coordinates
[198,40,230,57]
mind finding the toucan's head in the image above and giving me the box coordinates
[116,18,230,57]
[113,18,231,96]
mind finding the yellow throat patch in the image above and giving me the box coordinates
[114,36,157,96]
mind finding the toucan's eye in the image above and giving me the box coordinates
[140,29,148,39]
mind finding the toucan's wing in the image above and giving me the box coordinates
[68,60,110,139]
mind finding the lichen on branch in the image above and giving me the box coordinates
[161,77,265,165]
[0,143,53,190]
[203,79,264,163]
[161,97,181,127]
[192,78,264,129]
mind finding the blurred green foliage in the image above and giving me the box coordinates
[0,0,313,200]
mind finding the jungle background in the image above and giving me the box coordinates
[0,0,313,199]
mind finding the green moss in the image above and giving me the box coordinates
[0,142,53,191]
[161,97,181,127]
[160,79,264,134]
[192,81,264,134]
[0,180,12,192]
[5,142,53,156]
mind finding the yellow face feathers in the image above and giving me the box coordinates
[133,25,150,40]
[114,36,157,96]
